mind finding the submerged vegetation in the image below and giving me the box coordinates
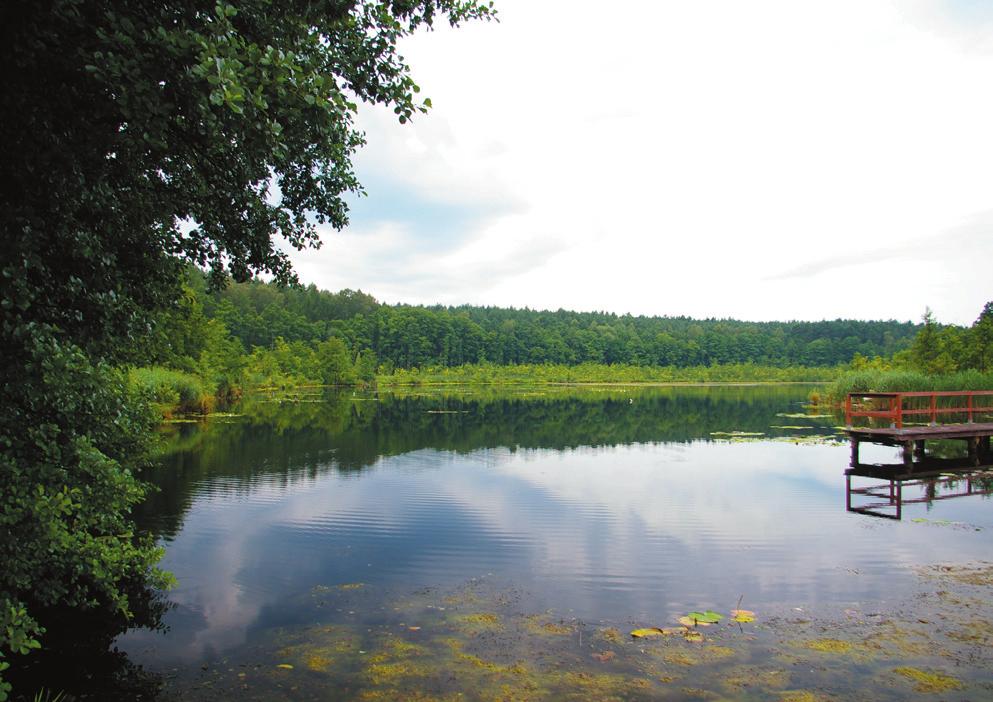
[157,565,993,701]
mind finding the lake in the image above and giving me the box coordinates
[116,384,993,700]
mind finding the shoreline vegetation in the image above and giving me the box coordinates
[124,271,932,420]
[132,362,842,419]
[128,280,993,420]
[827,368,993,404]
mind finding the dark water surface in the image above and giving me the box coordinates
[114,385,993,699]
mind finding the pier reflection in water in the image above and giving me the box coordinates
[847,463,993,520]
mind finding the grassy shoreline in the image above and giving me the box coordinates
[376,362,840,387]
[826,369,993,404]
[134,362,841,418]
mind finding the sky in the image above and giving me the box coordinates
[287,0,993,326]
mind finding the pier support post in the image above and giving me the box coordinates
[914,439,926,461]
[902,441,914,470]
[969,437,980,467]
[850,439,860,468]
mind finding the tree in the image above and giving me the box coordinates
[911,308,942,374]
[969,302,993,372]
[0,0,494,695]
[316,337,357,386]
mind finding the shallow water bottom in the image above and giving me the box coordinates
[150,563,993,702]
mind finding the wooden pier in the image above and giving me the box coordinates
[845,391,993,471]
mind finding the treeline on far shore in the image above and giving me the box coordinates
[127,270,993,416]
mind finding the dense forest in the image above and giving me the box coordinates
[197,274,917,367]
[137,270,919,403]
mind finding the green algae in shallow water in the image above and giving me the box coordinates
[305,652,333,671]
[921,563,993,587]
[892,666,963,693]
[722,667,790,693]
[452,612,502,632]
[162,564,993,701]
[779,692,824,702]
[366,635,428,664]
[804,638,853,654]
[532,621,573,636]
[600,627,623,643]
[365,660,430,686]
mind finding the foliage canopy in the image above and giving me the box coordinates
[0,0,494,696]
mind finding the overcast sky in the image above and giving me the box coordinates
[288,0,993,326]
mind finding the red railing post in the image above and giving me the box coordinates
[968,393,974,423]
[930,393,937,426]
[845,394,852,427]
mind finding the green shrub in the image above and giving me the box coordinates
[130,366,214,415]
[1,335,171,696]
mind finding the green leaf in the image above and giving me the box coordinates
[686,611,723,624]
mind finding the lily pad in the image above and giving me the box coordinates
[731,609,755,623]
[631,627,666,638]
[686,611,724,624]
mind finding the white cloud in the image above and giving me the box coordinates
[289,0,993,324]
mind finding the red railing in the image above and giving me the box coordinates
[846,391,993,428]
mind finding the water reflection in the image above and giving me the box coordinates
[136,385,823,539]
[847,465,993,520]
[119,385,993,675]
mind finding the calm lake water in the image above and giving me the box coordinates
[116,384,993,699]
